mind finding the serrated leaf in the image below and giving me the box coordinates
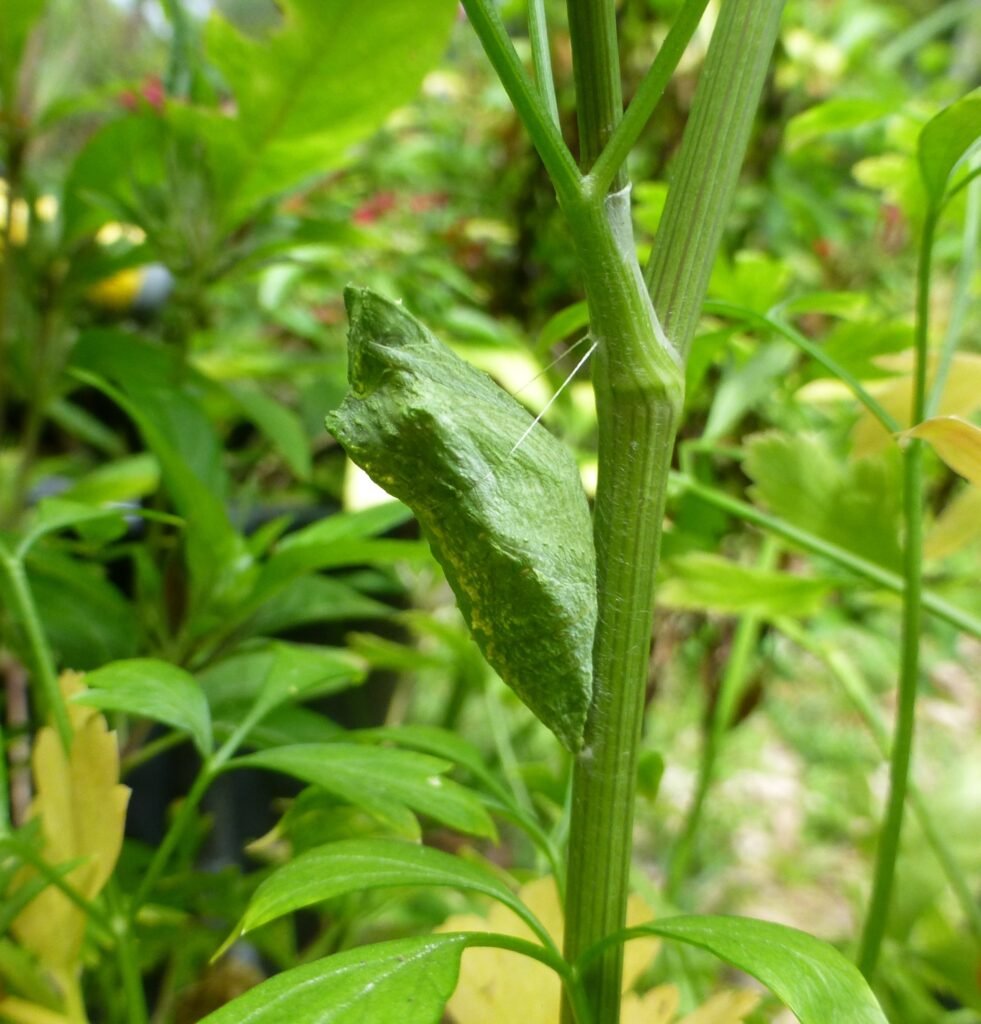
[231,839,535,951]
[918,89,981,205]
[11,676,130,971]
[902,416,981,485]
[198,935,467,1024]
[75,659,212,756]
[205,0,457,217]
[635,916,888,1024]
[659,553,834,618]
[744,431,903,570]
[239,744,496,840]
[327,288,596,752]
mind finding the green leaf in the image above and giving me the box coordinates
[357,725,505,800]
[246,575,393,637]
[327,288,596,752]
[60,455,160,505]
[658,553,835,618]
[75,659,213,757]
[918,89,981,206]
[226,383,312,480]
[0,0,47,100]
[199,641,365,720]
[17,499,127,557]
[786,98,895,150]
[198,935,467,1024]
[238,744,496,839]
[535,302,590,354]
[205,0,457,218]
[70,331,245,609]
[744,431,903,571]
[633,916,888,1024]
[26,550,138,669]
[231,839,536,947]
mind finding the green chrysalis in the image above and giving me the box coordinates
[326,288,596,751]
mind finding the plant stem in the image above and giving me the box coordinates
[704,301,901,434]
[668,537,779,899]
[645,0,786,362]
[0,542,72,749]
[560,4,783,1019]
[106,882,149,1024]
[528,0,560,128]
[565,0,624,186]
[588,0,710,197]
[460,0,583,205]
[669,472,981,640]
[561,185,683,1024]
[857,208,935,979]
[926,167,980,417]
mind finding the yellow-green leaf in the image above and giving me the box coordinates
[926,486,981,559]
[12,674,130,970]
[902,416,981,485]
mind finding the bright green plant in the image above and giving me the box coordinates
[2,1,979,1022]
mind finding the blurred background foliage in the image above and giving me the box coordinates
[0,0,979,1021]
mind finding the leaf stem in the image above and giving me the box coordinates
[460,0,583,204]
[565,0,625,187]
[704,301,901,434]
[0,542,72,750]
[857,207,936,979]
[669,472,981,640]
[926,165,980,417]
[588,0,710,197]
[527,0,560,128]
[644,0,786,361]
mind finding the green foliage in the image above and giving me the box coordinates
[197,935,468,1024]
[632,916,889,1024]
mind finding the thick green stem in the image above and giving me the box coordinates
[565,0,625,186]
[588,0,711,197]
[857,210,935,978]
[645,0,786,361]
[559,3,782,1019]
[562,191,682,1024]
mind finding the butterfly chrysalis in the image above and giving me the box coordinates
[326,288,596,751]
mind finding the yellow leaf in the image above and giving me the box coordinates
[852,352,981,456]
[902,416,981,485]
[436,877,660,1024]
[622,984,680,1024]
[12,674,130,971]
[926,486,981,559]
[677,989,760,1023]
